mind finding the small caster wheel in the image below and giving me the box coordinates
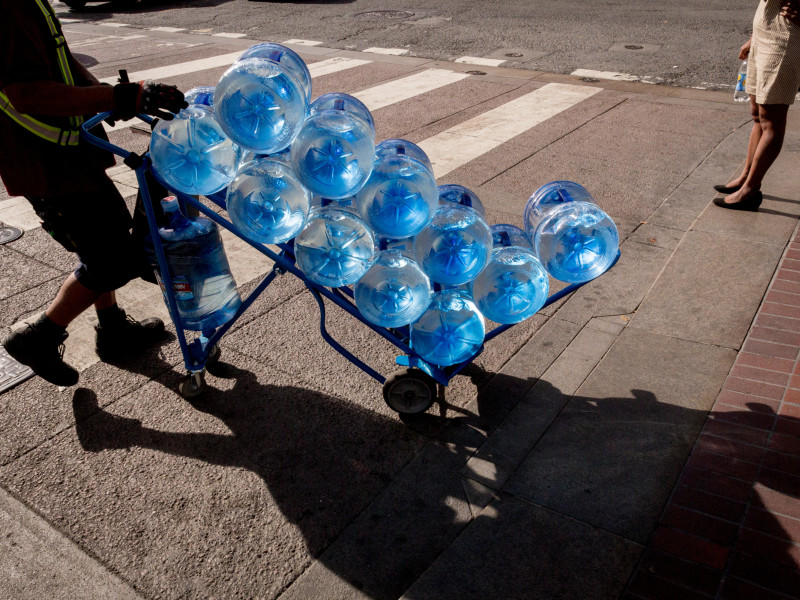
[206,344,222,367]
[179,372,206,399]
[383,368,437,414]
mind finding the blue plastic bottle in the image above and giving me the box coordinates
[523,180,593,238]
[413,203,493,285]
[184,86,215,108]
[214,43,311,154]
[226,157,311,244]
[471,225,549,324]
[437,184,486,216]
[290,93,375,199]
[149,105,238,195]
[410,290,485,366]
[293,201,376,287]
[533,201,619,283]
[151,197,241,331]
[355,139,438,239]
[354,241,431,327]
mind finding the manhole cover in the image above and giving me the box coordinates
[505,53,523,58]
[0,346,34,394]
[354,10,414,20]
[466,70,486,76]
[0,226,23,244]
[625,45,644,50]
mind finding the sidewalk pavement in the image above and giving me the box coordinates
[1,63,800,599]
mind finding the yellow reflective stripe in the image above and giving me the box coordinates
[0,91,80,146]
[34,0,60,36]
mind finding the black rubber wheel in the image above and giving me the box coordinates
[178,372,206,399]
[63,0,87,9]
[382,369,437,414]
[206,344,221,367]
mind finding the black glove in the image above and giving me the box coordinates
[113,80,188,121]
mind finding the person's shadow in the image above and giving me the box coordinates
[72,359,800,600]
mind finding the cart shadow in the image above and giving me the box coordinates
[71,363,800,599]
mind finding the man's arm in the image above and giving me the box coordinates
[2,80,114,117]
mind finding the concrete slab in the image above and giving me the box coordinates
[629,229,785,349]
[0,246,63,302]
[505,327,736,544]
[0,277,63,330]
[400,494,643,600]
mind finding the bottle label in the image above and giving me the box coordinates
[736,73,746,92]
[171,278,195,301]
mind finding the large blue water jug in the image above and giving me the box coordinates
[184,86,215,108]
[523,180,593,238]
[293,202,376,287]
[238,43,312,101]
[226,157,311,244]
[150,197,241,331]
[437,184,486,216]
[355,139,438,239]
[149,105,238,195]
[214,44,310,154]
[410,290,485,366]
[354,245,431,327]
[471,224,549,324]
[533,201,619,283]
[290,93,375,199]
[413,203,492,285]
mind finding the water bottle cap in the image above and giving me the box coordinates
[161,196,179,211]
[437,184,486,216]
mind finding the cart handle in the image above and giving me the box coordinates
[81,112,154,160]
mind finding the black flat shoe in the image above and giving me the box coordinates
[713,190,763,212]
[713,183,743,194]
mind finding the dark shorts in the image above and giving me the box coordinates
[26,176,152,293]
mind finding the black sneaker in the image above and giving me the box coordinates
[2,323,79,386]
[95,311,166,362]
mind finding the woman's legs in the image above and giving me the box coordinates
[725,95,761,187]
[720,101,790,205]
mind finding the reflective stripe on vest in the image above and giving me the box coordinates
[0,0,83,146]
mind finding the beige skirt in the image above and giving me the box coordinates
[746,0,800,105]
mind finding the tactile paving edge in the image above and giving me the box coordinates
[0,345,34,394]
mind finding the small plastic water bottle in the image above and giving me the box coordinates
[533,201,619,283]
[413,203,493,285]
[226,157,311,244]
[184,86,215,108]
[471,225,549,324]
[734,60,748,102]
[410,290,485,366]
[149,105,238,195]
[214,44,311,154]
[293,201,376,287]
[354,243,432,327]
[355,139,438,239]
[437,184,486,216]
[291,93,376,199]
[523,180,593,237]
[149,197,241,331]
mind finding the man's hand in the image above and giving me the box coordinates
[739,37,752,60]
[782,0,800,27]
[113,81,188,121]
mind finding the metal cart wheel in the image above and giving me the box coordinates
[382,368,437,414]
[179,371,206,399]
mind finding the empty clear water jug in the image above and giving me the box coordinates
[523,180,593,237]
[437,184,486,216]
[184,86,215,108]
[533,201,619,283]
[410,290,485,367]
[150,105,238,195]
[471,226,549,324]
[355,247,432,327]
[150,197,241,331]
[238,43,312,101]
[291,93,375,200]
[214,44,310,154]
[226,157,311,244]
[294,203,376,287]
[414,203,493,285]
[356,139,438,239]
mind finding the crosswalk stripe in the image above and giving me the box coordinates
[571,69,639,82]
[418,82,602,177]
[98,51,244,84]
[283,39,323,46]
[307,56,372,77]
[353,68,470,112]
[364,47,409,56]
[455,56,506,67]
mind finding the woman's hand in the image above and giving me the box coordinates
[783,0,800,26]
[739,37,752,60]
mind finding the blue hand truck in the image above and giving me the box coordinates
[81,112,618,415]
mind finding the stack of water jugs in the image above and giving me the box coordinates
[148,43,619,367]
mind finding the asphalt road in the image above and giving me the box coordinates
[61,0,758,91]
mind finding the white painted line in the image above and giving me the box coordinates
[455,56,506,67]
[70,34,147,48]
[353,68,470,112]
[363,47,409,56]
[213,32,248,39]
[57,18,82,23]
[283,39,324,46]
[149,26,186,33]
[99,51,243,84]
[101,22,130,27]
[418,82,602,178]
[570,69,639,82]
[307,56,372,77]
